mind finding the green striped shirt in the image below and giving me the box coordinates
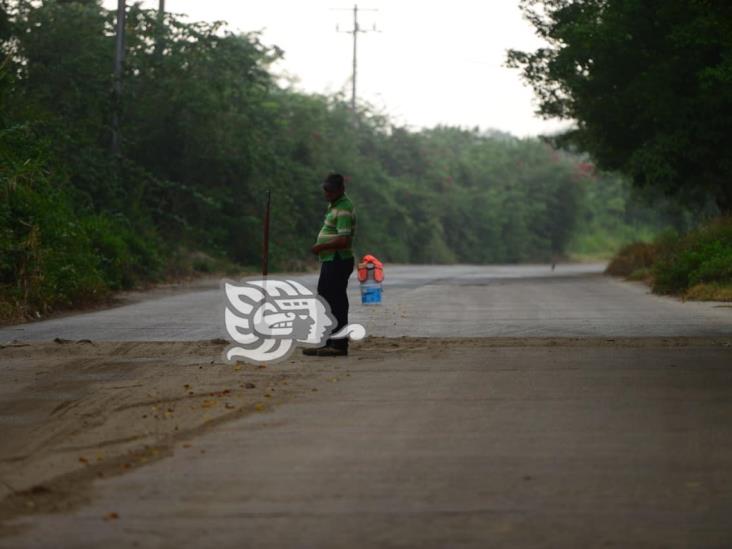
[316,194,356,262]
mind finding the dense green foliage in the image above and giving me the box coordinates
[0,92,164,317]
[653,217,732,296]
[508,0,732,213]
[607,217,732,300]
[568,170,705,259]
[0,0,661,320]
[569,172,659,258]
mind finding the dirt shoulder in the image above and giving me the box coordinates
[1,336,730,534]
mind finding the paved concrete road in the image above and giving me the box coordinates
[2,266,731,548]
[4,342,732,548]
[1,264,730,341]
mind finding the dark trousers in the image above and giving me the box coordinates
[317,256,354,349]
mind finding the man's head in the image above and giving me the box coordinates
[322,173,345,202]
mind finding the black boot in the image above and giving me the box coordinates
[315,345,348,357]
[302,346,325,356]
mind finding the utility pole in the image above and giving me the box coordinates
[350,5,358,112]
[334,4,378,113]
[155,0,165,58]
[112,0,126,155]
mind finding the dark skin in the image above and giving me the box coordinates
[311,186,351,255]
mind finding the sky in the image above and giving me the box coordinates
[103,0,570,137]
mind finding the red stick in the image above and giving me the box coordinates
[262,190,271,277]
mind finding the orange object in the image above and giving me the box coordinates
[357,254,384,283]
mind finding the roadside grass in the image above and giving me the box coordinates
[685,283,732,302]
[627,267,653,283]
[606,217,732,301]
[568,225,660,263]
[0,244,249,325]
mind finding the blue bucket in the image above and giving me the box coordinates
[360,284,382,305]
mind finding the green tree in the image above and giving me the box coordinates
[1,0,671,320]
[507,0,732,213]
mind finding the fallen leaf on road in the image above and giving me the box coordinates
[255,403,266,411]
[103,512,119,521]
[78,457,88,464]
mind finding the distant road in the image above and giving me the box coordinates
[0,263,730,342]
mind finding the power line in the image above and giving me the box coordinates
[333,5,379,113]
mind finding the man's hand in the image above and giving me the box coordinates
[311,236,350,256]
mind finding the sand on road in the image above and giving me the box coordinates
[1,336,732,547]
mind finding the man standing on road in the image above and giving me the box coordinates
[303,173,356,357]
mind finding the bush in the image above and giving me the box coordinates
[0,172,107,319]
[81,215,164,291]
[607,217,732,301]
[0,126,165,321]
[605,242,657,277]
[653,217,732,295]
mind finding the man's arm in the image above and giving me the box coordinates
[311,236,351,255]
